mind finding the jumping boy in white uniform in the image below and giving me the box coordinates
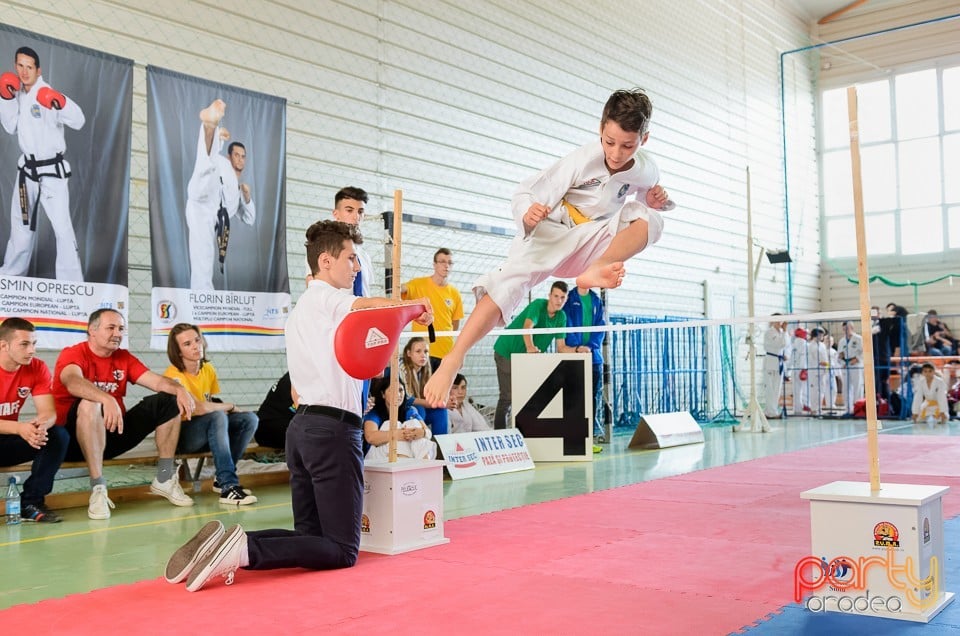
[185,99,255,290]
[423,88,671,406]
[0,46,85,281]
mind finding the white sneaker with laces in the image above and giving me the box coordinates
[150,477,195,507]
[165,520,225,583]
[88,484,115,520]
[186,524,248,592]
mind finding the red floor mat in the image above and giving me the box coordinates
[4,435,959,635]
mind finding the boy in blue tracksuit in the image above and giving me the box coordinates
[563,286,606,440]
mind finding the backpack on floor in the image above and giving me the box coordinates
[853,397,890,418]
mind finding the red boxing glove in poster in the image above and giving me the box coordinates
[37,86,66,110]
[0,72,19,100]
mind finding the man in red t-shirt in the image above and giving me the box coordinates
[0,317,68,522]
[52,308,197,519]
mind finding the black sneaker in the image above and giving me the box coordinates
[212,481,251,495]
[21,503,63,523]
[218,484,258,506]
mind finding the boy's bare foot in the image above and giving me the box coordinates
[424,364,458,408]
[576,262,625,289]
[200,99,226,128]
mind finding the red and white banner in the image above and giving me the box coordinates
[434,430,534,480]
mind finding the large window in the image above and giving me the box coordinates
[820,65,960,258]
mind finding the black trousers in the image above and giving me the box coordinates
[246,410,363,570]
[0,425,69,506]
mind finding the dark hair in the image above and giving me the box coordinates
[15,46,39,68]
[0,317,35,342]
[601,88,653,135]
[304,220,363,275]
[335,186,368,206]
[369,376,409,420]
[227,141,245,156]
[434,247,451,262]
[166,323,208,372]
[453,373,466,387]
[927,309,938,316]
[88,308,122,329]
[921,362,936,373]
[550,280,568,294]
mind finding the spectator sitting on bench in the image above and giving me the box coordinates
[164,323,258,505]
[255,371,296,450]
[363,376,436,462]
[0,318,69,522]
[53,309,197,520]
[923,310,957,356]
[447,374,493,434]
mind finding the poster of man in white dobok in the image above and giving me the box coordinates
[147,67,289,351]
[0,26,132,348]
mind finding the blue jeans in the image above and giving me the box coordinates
[415,405,448,435]
[591,363,603,436]
[176,411,258,487]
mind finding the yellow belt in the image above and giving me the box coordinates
[562,199,592,225]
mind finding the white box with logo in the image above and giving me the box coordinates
[359,458,449,555]
[800,481,953,622]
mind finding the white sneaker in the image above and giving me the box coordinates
[88,484,115,520]
[150,477,195,507]
[165,520,225,583]
[186,524,247,592]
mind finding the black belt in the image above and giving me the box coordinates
[296,404,361,427]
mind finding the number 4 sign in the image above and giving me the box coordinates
[511,353,593,462]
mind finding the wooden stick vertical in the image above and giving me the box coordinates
[387,190,403,463]
[847,86,881,492]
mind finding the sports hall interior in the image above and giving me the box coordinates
[3,1,960,634]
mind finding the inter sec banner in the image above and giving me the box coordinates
[147,66,289,350]
[0,26,132,347]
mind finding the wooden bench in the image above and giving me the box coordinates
[1,444,287,510]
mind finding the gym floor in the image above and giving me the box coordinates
[0,416,951,611]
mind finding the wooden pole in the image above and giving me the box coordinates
[387,190,403,463]
[847,86,881,492]
[737,166,769,433]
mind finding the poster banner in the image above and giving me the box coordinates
[0,26,133,346]
[434,430,535,480]
[147,66,289,350]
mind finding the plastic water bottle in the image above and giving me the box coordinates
[5,476,20,525]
